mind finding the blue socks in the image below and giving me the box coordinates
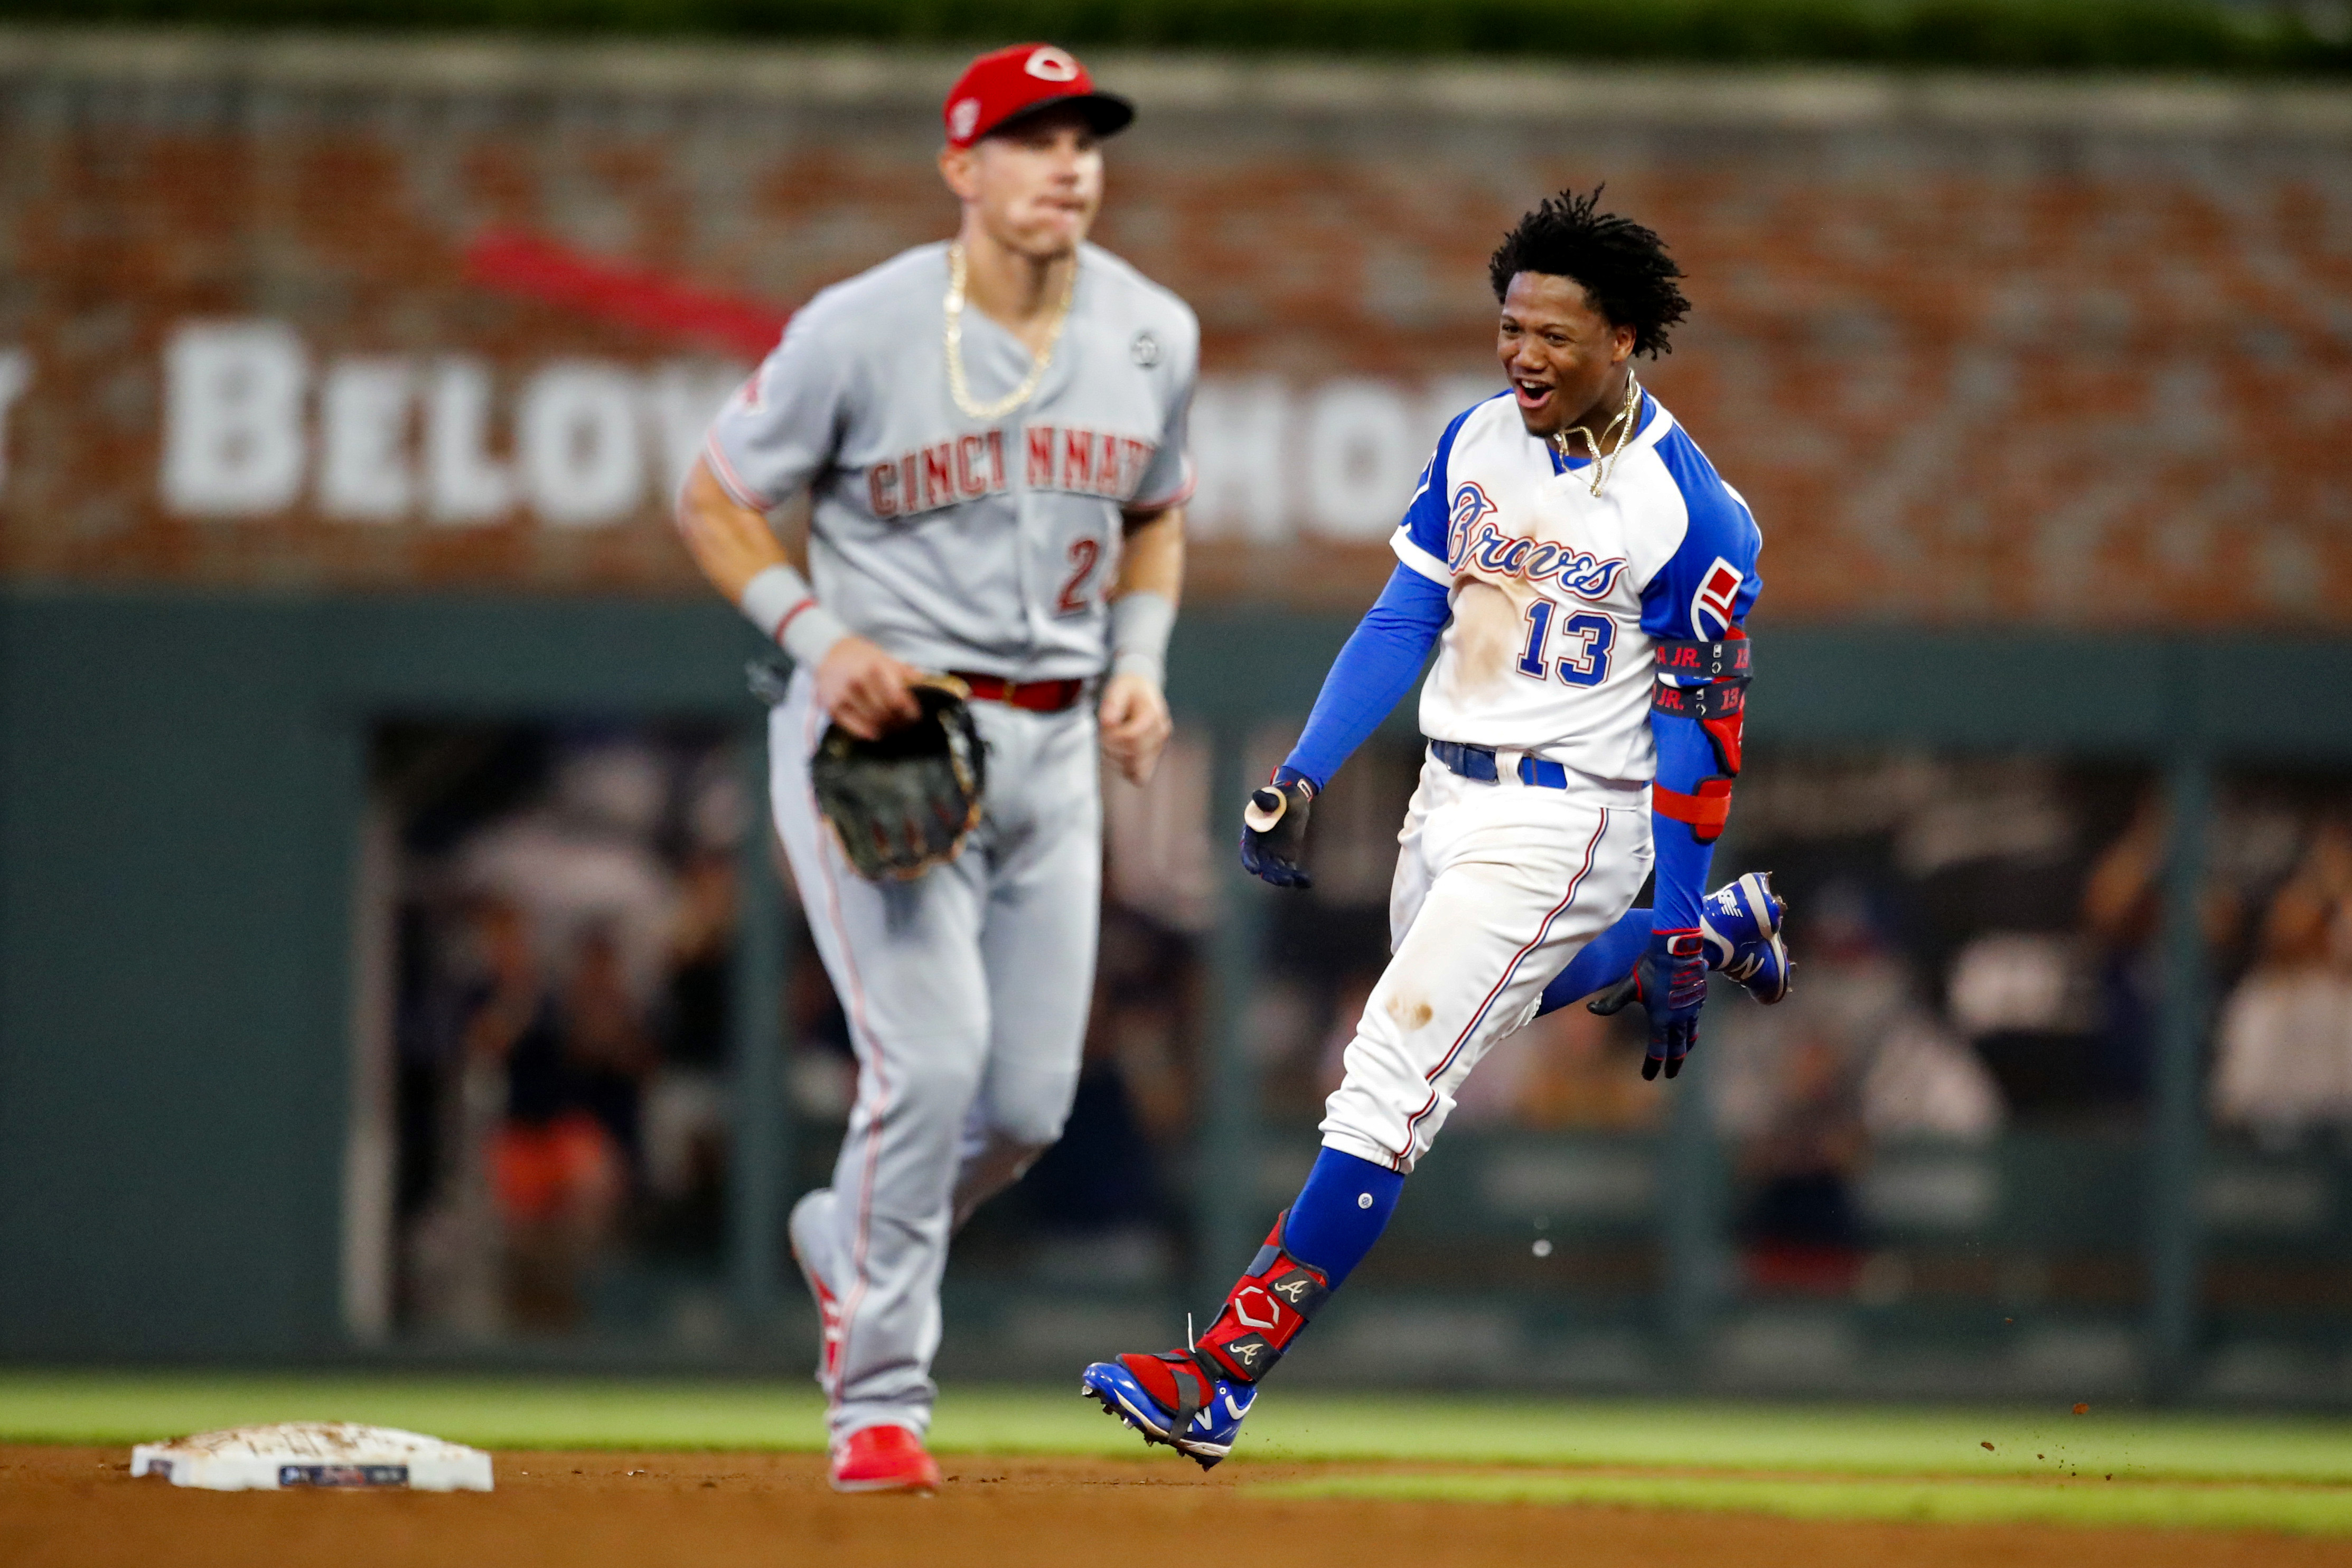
[1279,1147,1404,1289]
[1535,906,1655,1017]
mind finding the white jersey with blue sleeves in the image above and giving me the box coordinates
[1391,389,1763,790]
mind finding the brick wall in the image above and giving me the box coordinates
[3,33,2348,625]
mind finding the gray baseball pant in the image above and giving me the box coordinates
[769,666,1102,1444]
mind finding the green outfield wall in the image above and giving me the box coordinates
[3,587,2350,1378]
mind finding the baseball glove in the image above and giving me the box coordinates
[810,674,986,881]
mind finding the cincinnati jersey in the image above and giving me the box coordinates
[1391,389,1762,790]
[705,241,1198,681]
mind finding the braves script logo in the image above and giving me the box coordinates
[1449,481,1497,543]
[1447,487,1627,600]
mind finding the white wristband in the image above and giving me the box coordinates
[1108,590,1177,688]
[739,563,849,669]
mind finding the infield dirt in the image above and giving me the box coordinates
[6,1444,2349,1568]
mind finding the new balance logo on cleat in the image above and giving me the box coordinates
[1700,871,1792,1006]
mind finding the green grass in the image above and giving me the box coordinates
[1250,1470,2352,1535]
[9,1372,2352,1533]
[1230,1394,2352,1483]
[0,1372,835,1452]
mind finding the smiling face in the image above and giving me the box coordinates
[939,107,1104,261]
[1496,271,1637,440]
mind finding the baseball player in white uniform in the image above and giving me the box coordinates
[674,43,1197,1492]
[1083,189,1788,1466]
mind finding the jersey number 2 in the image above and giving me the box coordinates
[1517,600,1615,689]
[1056,537,1100,617]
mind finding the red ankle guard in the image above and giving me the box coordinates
[1199,1213,1330,1383]
[1114,1214,1332,1425]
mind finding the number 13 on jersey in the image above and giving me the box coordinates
[1516,599,1615,688]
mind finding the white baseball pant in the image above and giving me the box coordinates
[1320,753,1653,1172]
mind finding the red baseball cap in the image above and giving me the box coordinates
[942,43,1134,149]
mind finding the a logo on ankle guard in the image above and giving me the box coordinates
[1231,1287,1281,1331]
[1270,1273,1316,1306]
[1222,1334,1272,1370]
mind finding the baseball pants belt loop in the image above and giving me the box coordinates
[1429,739,1570,791]
[950,672,1089,713]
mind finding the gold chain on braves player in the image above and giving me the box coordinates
[674,42,1197,1494]
[1082,188,1788,1468]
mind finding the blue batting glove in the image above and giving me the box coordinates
[1238,774,1315,889]
[1591,926,1709,1079]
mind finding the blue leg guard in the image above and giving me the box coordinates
[1280,1147,1403,1289]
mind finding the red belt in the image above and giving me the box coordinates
[951,672,1089,714]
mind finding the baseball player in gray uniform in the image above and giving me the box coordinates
[673,42,1197,1492]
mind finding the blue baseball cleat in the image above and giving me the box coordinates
[1080,1353,1257,1470]
[1702,870,1791,1004]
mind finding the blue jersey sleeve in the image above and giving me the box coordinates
[1279,564,1450,791]
[1638,431,1761,645]
[1391,403,1483,585]
[1641,430,1764,932]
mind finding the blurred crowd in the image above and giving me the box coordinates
[377,720,2351,1331]
[1217,743,2352,1295]
[389,729,742,1337]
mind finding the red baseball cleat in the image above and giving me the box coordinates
[829,1423,940,1494]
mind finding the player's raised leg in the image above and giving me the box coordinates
[1085,780,1650,1464]
[1536,869,1792,1016]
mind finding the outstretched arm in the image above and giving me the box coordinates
[1279,564,1451,791]
[1244,405,1469,886]
[1239,564,1449,889]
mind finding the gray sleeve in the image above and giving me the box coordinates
[701,306,850,511]
[1128,321,1198,512]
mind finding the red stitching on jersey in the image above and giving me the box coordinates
[1126,456,1196,517]
[704,433,775,513]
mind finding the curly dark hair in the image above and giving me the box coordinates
[1488,186,1690,358]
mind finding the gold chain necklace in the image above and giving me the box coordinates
[1552,373,1644,497]
[944,242,1075,422]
